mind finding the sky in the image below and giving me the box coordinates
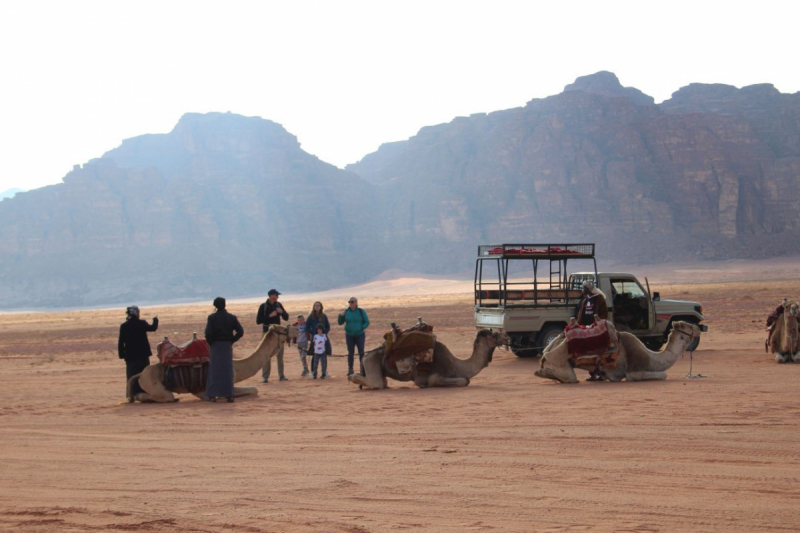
[1,0,798,192]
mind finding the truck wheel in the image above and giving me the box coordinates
[537,326,564,353]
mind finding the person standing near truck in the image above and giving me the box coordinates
[576,280,608,326]
[338,297,370,376]
[117,306,158,390]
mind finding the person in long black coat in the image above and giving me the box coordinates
[204,297,244,403]
[118,306,158,390]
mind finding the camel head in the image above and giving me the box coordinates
[267,324,300,345]
[786,302,799,318]
[475,329,511,364]
[669,321,703,350]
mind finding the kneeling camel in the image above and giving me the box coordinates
[127,324,298,403]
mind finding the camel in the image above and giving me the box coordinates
[769,301,800,363]
[126,324,298,403]
[348,329,509,390]
[534,320,704,383]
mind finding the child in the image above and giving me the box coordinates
[292,314,310,376]
[312,324,329,379]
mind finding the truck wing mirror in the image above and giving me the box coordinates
[653,292,660,301]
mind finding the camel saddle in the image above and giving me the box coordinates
[384,320,436,374]
[564,319,619,369]
[157,335,210,367]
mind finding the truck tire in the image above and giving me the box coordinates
[537,325,565,353]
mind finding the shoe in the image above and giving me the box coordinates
[321,374,326,379]
[226,397,235,403]
[347,369,354,376]
[323,372,331,378]
[312,374,317,379]
[261,377,268,383]
[203,396,216,403]
[279,376,288,382]
[301,369,309,377]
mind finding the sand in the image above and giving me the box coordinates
[1,273,800,532]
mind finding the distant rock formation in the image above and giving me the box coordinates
[1,73,799,309]
[0,188,24,201]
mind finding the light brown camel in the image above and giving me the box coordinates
[534,320,704,383]
[770,301,800,364]
[348,329,509,390]
[126,324,298,403]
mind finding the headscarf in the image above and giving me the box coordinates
[125,306,140,320]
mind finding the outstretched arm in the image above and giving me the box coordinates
[146,317,159,332]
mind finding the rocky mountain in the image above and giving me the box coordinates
[1,73,799,309]
[0,188,25,200]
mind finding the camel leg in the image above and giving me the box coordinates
[792,352,800,364]
[427,373,470,387]
[605,368,625,382]
[348,350,386,390]
[136,370,178,403]
[626,371,667,381]
[233,386,259,397]
[775,353,790,364]
[535,340,578,384]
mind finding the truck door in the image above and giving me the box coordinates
[609,277,652,333]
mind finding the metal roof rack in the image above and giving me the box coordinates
[477,243,595,260]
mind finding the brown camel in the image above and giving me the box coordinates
[535,320,704,383]
[126,324,298,403]
[769,301,800,364]
[348,329,509,390]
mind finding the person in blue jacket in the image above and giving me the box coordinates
[337,297,370,376]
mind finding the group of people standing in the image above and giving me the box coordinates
[116,290,371,402]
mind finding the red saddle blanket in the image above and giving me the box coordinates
[565,320,618,368]
[157,336,210,367]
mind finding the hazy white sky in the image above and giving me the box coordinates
[1,0,798,191]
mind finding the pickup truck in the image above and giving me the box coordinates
[473,244,706,356]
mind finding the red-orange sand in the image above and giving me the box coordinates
[1,271,800,532]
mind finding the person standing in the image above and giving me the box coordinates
[311,324,329,379]
[204,297,244,403]
[305,301,331,361]
[117,306,158,391]
[338,297,370,376]
[256,289,289,383]
[293,314,310,376]
[576,280,608,326]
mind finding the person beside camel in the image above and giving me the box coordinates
[204,297,244,403]
[765,298,788,352]
[312,324,330,379]
[576,281,610,382]
[292,314,310,377]
[256,289,289,383]
[117,306,158,390]
[338,297,370,376]
[305,301,331,367]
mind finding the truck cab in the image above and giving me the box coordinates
[474,243,706,356]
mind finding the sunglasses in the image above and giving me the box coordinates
[348,300,356,303]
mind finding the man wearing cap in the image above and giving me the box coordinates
[117,306,158,391]
[256,289,289,382]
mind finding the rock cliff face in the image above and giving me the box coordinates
[349,72,800,272]
[1,73,799,309]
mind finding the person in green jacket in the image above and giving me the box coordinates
[338,297,370,376]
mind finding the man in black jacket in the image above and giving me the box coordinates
[118,306,158,389]
[256,289,289,383]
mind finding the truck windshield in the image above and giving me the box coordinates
[611,280,645,298]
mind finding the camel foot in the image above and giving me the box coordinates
[534,368,562,382]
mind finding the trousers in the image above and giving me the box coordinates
[262,343,285,380]
[345,333,365,373]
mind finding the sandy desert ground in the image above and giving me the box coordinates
[1,266,800,532]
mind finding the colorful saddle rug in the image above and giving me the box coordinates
[157,336,210,367]
[565,319,619,369]
[384,321,436,374]
[164,364,208,394]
